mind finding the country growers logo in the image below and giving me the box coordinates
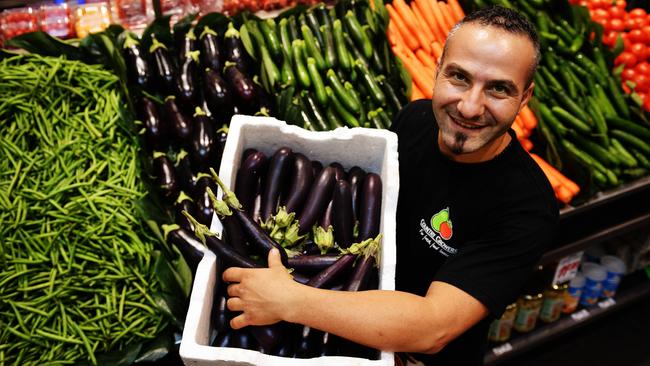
[418,207,457,257]
[431,208,453,240]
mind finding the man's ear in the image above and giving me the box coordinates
[519,81,535,111]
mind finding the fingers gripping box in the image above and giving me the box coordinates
[180,116,399,366]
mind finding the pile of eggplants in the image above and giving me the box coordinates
[196,146,384,359]
[119,16,272,274]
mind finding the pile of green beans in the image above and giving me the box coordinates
[0,54,170,365]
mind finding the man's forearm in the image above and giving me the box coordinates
[282,286,445,354]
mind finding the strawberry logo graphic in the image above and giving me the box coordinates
[431,208,453,240]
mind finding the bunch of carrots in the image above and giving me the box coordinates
[385,0,580,204]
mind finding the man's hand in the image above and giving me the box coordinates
[222,248,300,329]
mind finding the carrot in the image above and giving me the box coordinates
[511,120,525,140]
[416,49,437,70]
[386,4,420,51]
[447,0,465,22]
[414,0,446,44]
[520,138,533,152]
[519,106,538,130]
[400,52,434,98]
[393,0,432,53]
[388,23,405,47]
[556,185,574,204]
[411,1,438,44]
[411,82,425,100]
[530,154,562,190]
[531,153,581,196]
[431,41,444,60]
[438,2,457,31]
[428,0,451,35]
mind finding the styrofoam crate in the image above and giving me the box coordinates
[180,115,399,366]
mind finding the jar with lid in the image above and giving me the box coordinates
[488,303,517,343]
[539,282,568,323]
[0,7,39,44]
[73,0,111,38]
[513,266,545,333]
[110,0,152,31]
[40,0,75,39]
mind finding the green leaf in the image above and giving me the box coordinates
[171,246,194,298]
[195,12,230,39]
[6,31,84,60]
[94,343,142,366]
[141,15,173,53]
[134,332,174,363]
[152,251,189,324]
[275,5,309,20]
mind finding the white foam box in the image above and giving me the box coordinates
[180,115,399,366]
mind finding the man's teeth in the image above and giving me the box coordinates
[454,118,483,129]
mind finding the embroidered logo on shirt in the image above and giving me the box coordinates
[431,207,453,240]
[418,207,457,257]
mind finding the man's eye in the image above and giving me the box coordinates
[491,85,507,93]
[452,73,467,82]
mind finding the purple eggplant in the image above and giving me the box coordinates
[319,200,334,230]
[213,126,228,170]
[149,36,176,94]
[209,189,250,257]
[213,331,234,347]
[231,209,289,267]
[179,27,197,64]
[261,147,294,222]
[282,153,314,216]
[311,160,323,178]
[231,329,256,350]
[193,174,218,225]
[206,235,260,268]
[173,191,198,232]
[224,61,256,108]
[306,254,356,289]
[347,166,366,225]
[177,51,200,108]
[224,22,251,73]
[203,68,234,122]
[138,96,167,151]
[329,162,346,181]
[153,152,179,201]
[297,166,336,236]
[211,292,230,336]
[332,180,354,249]
[287,254,339,274]
[199,26,222,73]
[242,148,257,160]
[251,325,283,354]
[163,96,192,145]
[122,33,151,90]
[235,151,268,215]
[190,107,216,172]
[295,326,322,359]
[174,150,196,194]
[358,173,382,241]
[344,255,375,292]
[163,224,205,273]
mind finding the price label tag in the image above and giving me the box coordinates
[598,298,616,309]
[492,342,513,356]
[552,251,584,285]
[571,309,590,322]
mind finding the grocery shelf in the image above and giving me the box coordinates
[483,275,650,366]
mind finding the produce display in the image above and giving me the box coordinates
[183,146,383,358]
[578,0,650,111]
[0,54,188,365]
[240,0,409,130]
[222,0,320,16]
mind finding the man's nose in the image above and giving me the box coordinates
[457,87,485,119]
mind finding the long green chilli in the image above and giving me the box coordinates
[0,54,175,366]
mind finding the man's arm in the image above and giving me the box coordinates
[223,249,489,354]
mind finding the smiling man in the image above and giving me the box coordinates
[222,6,558,366]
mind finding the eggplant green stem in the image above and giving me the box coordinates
[175,191,193,205]
[182,210,215,245]
[207,187,233,217]
[149,38,167,53]
[162,224,181,241]
[193,107,207,117]
[225,22,240,39]
[200,26,218,39]
[209,168,242,210]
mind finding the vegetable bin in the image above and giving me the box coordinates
[180,115,399,365]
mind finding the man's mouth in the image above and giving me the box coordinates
[450,115,486,130]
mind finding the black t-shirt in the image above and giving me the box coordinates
[390,100,559,365]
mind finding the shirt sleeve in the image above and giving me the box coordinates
[434,208,557,317]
